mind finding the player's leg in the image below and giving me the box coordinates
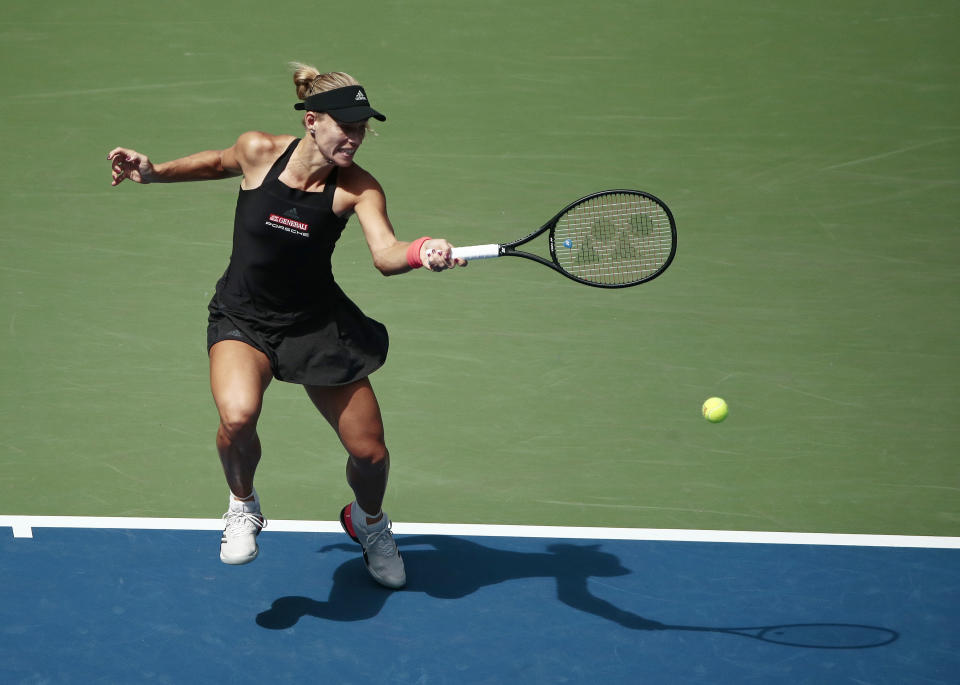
[305,379,405,588]
[305,378,389,518]
[210,339,273,564]
[210,339,273,496]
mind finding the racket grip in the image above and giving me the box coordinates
[450,244,501,261]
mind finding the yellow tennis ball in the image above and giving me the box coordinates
[702,397,728,423]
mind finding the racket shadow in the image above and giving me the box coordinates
[255,535,898,649]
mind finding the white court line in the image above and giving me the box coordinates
[1,515,958,549]
[6,77,269,100]
[823,137,957,170]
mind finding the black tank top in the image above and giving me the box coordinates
[215,139,349,323]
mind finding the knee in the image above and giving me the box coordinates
[348,439,389,469]
[217,401,261,442]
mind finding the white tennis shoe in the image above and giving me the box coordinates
[220,493,266,565]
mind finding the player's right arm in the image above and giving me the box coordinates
[107,131,293,187]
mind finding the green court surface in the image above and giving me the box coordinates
[1,0,957,536]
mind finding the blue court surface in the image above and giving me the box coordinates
[2,523,958,684]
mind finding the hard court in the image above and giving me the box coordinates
[1,1,957,683]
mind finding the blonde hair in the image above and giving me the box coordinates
[290,62,375,133]
[290,62,359,99]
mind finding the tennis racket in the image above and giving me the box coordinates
[451,190,677,288]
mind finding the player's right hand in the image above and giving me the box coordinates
[107,147,154,186]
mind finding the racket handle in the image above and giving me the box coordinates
[450,244,501,261]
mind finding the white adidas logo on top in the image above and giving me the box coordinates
[355,90,367,101]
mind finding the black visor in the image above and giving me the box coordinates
[293,85,386,122]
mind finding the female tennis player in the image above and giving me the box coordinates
[107,63,464,589]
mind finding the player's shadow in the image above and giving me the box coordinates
[257,535,659,630]
[256,536,898,649]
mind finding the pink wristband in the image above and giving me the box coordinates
[406,236,432,269]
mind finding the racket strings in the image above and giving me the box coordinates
[553,193,673,285]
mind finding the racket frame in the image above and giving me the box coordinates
[454,189,677,289]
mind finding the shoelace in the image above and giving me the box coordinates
[364,522,398,558]
[222,510,266,538]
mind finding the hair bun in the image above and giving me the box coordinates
[290,61,322,100]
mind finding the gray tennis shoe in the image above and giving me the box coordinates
[339,502,406,589]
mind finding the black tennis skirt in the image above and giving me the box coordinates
[207,295,389,387]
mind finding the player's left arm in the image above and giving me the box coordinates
[351,170,463,275]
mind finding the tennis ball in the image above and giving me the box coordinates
[702,397,728,423]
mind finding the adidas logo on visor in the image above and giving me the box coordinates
[355,90,367,102]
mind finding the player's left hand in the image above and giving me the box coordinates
[421,239,467,271]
